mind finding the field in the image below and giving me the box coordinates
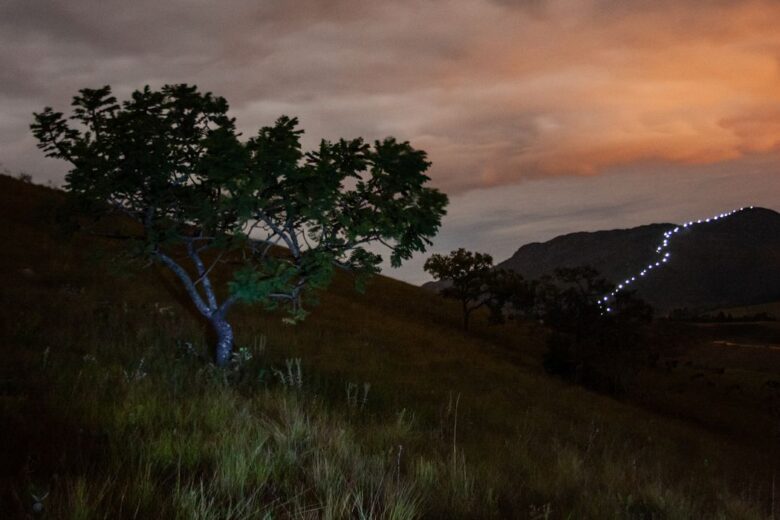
[1,175,779,519]
[713,302,780,320]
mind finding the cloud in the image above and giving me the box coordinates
[3,0,780,192]
[1,0,778,283]
[390,157,780,284]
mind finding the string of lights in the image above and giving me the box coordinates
[598,206,754,313]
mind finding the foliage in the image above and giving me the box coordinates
[31,84,448,365]
[482,268,536,324]
[423,248,494,330]
[534,266,654,394]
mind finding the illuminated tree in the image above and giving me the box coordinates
[32,84,448,366]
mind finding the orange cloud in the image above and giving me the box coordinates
[2,0,780,193]
[411,0,780,190]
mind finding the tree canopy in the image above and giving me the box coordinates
[32,84,448,366]
[424,248,494,330]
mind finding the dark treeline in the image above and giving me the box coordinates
[668,308,776,323]
[426,249,655,395]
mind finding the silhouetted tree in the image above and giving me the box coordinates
[535,266,653,394]
[32,84,448,366]
[424,248,493,331]
[483,268,536,324]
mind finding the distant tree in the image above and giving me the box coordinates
[535,266,653,394]
[424,248,493,331]
[483,268,536,324]
[32,84,448,367]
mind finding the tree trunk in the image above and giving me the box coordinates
[211,315,234,367]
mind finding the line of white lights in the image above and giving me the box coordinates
[599,206,754,313]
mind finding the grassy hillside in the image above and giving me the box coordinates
[1,175,779,518]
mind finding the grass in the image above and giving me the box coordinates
[1,175,778,518]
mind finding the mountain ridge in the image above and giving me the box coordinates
[426,207,780,312]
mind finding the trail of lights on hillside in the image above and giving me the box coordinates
[599,206,754,313]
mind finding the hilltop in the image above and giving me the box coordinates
[1,175,779,518]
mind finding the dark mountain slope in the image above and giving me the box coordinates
[497,207,780,312]
[499,223,674,283]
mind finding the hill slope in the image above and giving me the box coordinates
[1,175,778,518]
[497,208,780,311]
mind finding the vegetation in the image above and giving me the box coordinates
[3,176,779,518]
[482,268,536,325]
[423,248,494,331]
[669,308,776,323]
[31,84,447,366]
[533,267,654,394]
[423,256,653,395]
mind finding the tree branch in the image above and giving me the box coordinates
[155,250,212,317]
[186,239,218,311]
[255,210,297,254]
[217,294,239,318]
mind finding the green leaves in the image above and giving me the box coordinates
[32,84,448,326]
[424,248,494,300]
[242,117,447,302]
[228,261,296,307]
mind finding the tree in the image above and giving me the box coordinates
[32,84,448,367]
[482,268,535,325]
[423,248,493,330]
[534,266,653,394]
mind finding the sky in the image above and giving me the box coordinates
[1,0,779,284]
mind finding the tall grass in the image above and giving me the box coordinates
[4,322,429,518]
